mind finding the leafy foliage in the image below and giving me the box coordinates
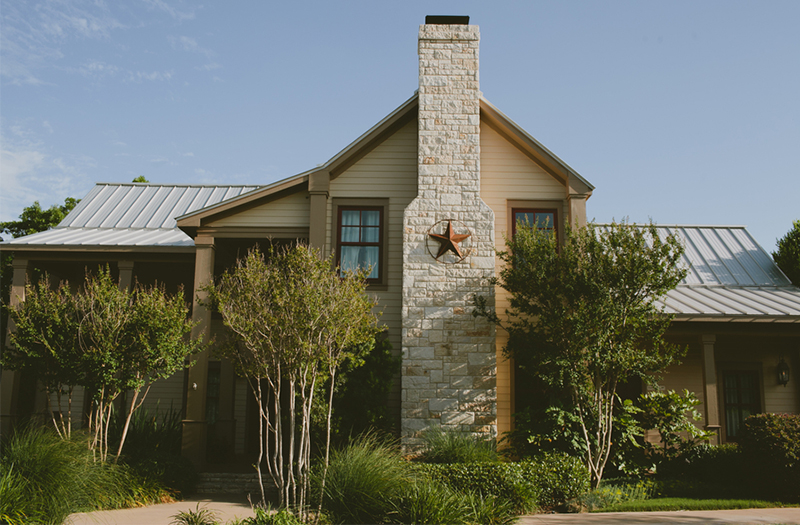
[416,426,498,464]
[773,219,800,285]
[206,244,380,515]
[475,220,687,486]
[3,267,202,460]
[739,413,800,497]
[419,452,590,512]
[314,432,413,524]
[0,426,169,525]
[0,197,79,348]
[170,504,220,525]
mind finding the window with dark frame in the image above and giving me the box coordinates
[511,208,558,237]
[337,206,383,282]
[723,370,761,441]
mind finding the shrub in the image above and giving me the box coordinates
[739,413,800,498]
[417,426,498,463]
[170,503,220,525]
[0,425,168,525]
[314,433,414,524]
[658,443,743,483]
[388,480,474,525]
[578,478,657,511]
[419,452,590,512]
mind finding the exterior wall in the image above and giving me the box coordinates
[480,122,567,439]
[206,191,310,228]
[327,119,419,364]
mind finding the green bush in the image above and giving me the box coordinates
[658,443,743,483]
[314,433,414,524]
[417,426,498,464]
[579,478,657,511]
[419,452,590,512]
[739,413,800,498]
[388,480,475,525]
[0,426,167,525]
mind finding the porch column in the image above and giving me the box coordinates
[1,258,29,437]
[308,170,330,254]
[567,192,589,229]
[117,260,135,291]
[182,236,215,468]
[701,334,721,444]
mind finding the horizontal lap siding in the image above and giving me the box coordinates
[207,191,310,227]
[480,122,567,439]
[329,120,418,423]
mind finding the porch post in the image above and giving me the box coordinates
[308,170,330,254]
[1,258,29,437]
[701,334,721,444]
[117,260,135,291]
[182,236,215,468]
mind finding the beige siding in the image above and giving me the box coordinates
[140,372,185,415]
[207,191,310,228]
[327,119,418,361]
[480,122,567,439]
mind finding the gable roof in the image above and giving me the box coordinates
[2,183,258,250]
[648,225,800,322]
[175,93,594,230]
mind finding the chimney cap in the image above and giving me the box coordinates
[425,15,469,25]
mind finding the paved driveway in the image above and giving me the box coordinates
[68,499,800,525]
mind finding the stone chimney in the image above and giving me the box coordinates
[401,16,496,447]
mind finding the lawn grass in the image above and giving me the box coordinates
[595,497,794,513]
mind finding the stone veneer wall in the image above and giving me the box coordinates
[401,23,497,448]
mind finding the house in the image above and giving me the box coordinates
[2,17,798,467]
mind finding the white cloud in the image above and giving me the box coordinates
[0,127,93,223]
[141,0,195,22]
[182,152,194,157]
[125,70,173,83]
[1,1,124,85]
[42,121,54,133]
[196,62,221,71]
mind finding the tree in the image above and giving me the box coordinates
[475,220,687,487]
[4,267,202,461]
[1,198,79,347]
[131,176,149,183]
[205,244,380,517]
[773,220,800,285]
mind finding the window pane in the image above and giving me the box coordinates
[515,212,534,228]
[361,246,379,278]
[363,226,380,243]
[341,226,360,243]
[362,210,380,226]
[535,212,555,229]
[340,246,360,272]
[342,210,360,226]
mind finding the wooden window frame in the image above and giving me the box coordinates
[507,200,564,244]
[332,198,389,289]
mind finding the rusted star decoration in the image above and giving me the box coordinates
[429,219,471,260]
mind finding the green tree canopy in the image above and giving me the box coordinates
[4,268,202,461]
[475,220,687,487]
[773,220,800,285]
[205,244,380,514]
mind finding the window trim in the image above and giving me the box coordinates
[331,198,389,289]
[507,200,564,244]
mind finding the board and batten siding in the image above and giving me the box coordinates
[327,118,418,414]
[205,191,310,228]
[480,122,568,439]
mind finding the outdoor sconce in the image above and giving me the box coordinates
[777,358,790,387]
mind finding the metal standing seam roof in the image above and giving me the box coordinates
[597,224,800,322]
[4,183,260,247]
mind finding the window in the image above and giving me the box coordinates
[511,208,558,237]
[723,370,761,441]
[337,206,383,282]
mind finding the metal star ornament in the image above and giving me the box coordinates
[429,219,471,260]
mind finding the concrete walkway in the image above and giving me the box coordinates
[67,499,800,525]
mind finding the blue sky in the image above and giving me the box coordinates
[2,1,798,252]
